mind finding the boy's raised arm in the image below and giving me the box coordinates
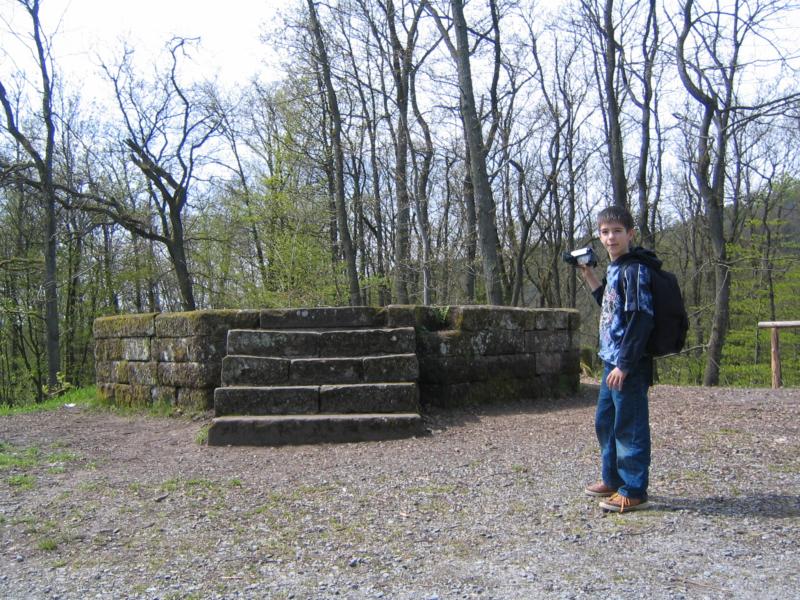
[578,264,602,293]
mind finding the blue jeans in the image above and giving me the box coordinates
[596,360,652,499]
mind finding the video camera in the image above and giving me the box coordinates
[562,247,598,268]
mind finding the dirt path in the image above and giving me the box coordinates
[1,384,799,599]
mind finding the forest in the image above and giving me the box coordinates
[1,0,799,406]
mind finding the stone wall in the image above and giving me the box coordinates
[94,310,260,411]
[384,305,580,407]
[93,305,579,410]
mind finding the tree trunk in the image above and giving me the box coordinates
[306,0,361,306]
[451,0,504,305]
[167,212,196,311]
[602,0,628,209]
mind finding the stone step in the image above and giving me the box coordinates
[214,382,420,415]
[214,386,319,416]
[220,354,418,387]
[207,413,425,446]
[226,327,416,358]
[259,307,387,329]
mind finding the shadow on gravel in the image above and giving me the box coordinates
[654,494,800,519]
[422,383,598,431]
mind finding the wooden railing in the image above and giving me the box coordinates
[757,321,800,389]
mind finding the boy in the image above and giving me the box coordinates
[578,206,655,513]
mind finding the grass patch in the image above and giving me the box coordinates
[37,538,59,552]
[0,444,41,470]
[1,443,81,477]
[195,424,210,445]
[0,386,96,416]
[7,473,35,489]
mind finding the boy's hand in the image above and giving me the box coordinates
[606,367,627,391]
[578,264,602,292]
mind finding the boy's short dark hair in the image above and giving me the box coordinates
[597,206,635,231]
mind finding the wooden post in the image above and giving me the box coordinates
[770,327,781,389]
[757,321,799,389]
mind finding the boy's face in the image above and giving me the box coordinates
[598,220,634,261]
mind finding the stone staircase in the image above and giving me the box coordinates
[207,308,425,446]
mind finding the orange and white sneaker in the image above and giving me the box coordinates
[599,492,649,513]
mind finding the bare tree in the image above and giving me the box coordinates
[581,0,628,209]
[306,0,362,306]
[424,0,504,305]
[675,0,800,385]
[0,0,60,391]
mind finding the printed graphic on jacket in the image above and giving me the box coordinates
[598,262,654,366]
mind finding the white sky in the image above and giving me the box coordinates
[1,0,288,98]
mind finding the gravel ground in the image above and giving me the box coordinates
[1,382,798,600]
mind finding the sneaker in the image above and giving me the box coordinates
[584,481,617,497]
[599,493,649,513]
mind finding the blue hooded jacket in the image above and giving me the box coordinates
[591,247,657,373]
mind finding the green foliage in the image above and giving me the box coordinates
[7,473,35,489]
[0,386,96,416]
[656,186,800,386]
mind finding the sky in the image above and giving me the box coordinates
[1,0,288,98]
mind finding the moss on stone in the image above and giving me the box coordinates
[154,310,260,338]
[93,313,157,339]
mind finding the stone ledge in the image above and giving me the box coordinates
[155,310,260,338]
[93,313,157,339]
[207,413,426,446]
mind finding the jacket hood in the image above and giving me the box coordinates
[615,246,663,270]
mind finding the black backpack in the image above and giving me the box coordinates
[617,249,689,357]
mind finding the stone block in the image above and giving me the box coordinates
[524,330,571,353]
[93,313,156,339]
[319,383,419,413]
[464,378,544,402]
[93,360,129,383]
[385,305,451,330]
[95,338,129,362]
[96,383,116,402]
[159,362,221,387]
[417,329,525,357]
[533,309,578,331]
[418,356,473,384]
[476,354,537,381]
[362,354,419,383]
[94,361,112,383]
[110,361,129,384]
[416,330,473,356]
[289,357,363,385]
[154,310,260,338]
[561,349,581,375]
[207,413,425,446]
[151,386,177,405]
[114,384,151,407]
[220,356,289,387]
[214,386,320,416]
[318,328,415,357]
[418,383,471,407]
[128,361,158,385]
[176,387,215,411]
[449,306,538,331]
[534,350,583,377]
[227,330,319,357]
[421,377,551,407]
[259,307,387,329]
[535,352,564,375]
[121,338,151,361]
[154,336,226,363]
